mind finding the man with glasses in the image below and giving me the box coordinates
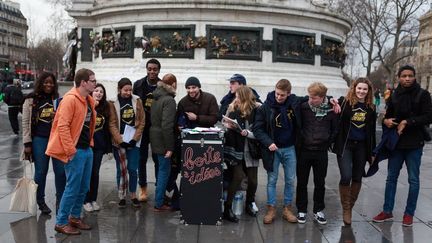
[47,68,97,235]
[133,58,161,202]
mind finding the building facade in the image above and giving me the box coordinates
[0,0,28,74]
[418,10,432,93]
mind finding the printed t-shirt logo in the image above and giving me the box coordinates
[38,102,55,123]
[351,107,366,128]
[121,104,135,125]
[95,113,105,132]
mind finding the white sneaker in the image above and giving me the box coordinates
[92,201,100,211]
[251,202,259,212]
[83,202,93,212]
[297,212,307,224]
[314,211,327,225]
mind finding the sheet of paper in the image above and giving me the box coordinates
[122,125,136,143]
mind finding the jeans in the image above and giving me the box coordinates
[296,149,328,213]
[33,136,66,205]
[337,140,366,185]
[383,148,422,216]
[8,106,20,133]
[138,140,159,187]
[155,154,171,208]
[113,146,140,194]
[85,149,104,203]
[267,146,297,206]
[56,148,93,226]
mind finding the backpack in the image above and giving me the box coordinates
[4,85,23,106]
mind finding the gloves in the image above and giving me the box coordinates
[119,142,129,148]
[128,139,137,147]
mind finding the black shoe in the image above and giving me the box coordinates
[245,202,258,217]
[223,206,239,223]
[131,198,141,208]
[38,202,52,215]
[118,199,126,208]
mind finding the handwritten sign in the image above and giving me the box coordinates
[180,132,223,225]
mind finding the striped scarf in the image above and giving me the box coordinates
[117,148,128,199]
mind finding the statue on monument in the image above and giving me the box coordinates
[63,27,78,81]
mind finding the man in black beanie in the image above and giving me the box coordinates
[373,64,432,227]
[177,76,218,128]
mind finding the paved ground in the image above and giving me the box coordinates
[0,106,432,243]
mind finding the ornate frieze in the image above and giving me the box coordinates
[206,26,263,61]
[141,25,197,58]
[273,29,315,64]
[98,26,135,58]
[321,36,346,68]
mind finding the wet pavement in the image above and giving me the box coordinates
[0,108,432,243]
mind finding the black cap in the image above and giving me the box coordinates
[185,76,201,88]
[228,74,246,85]
[397,64,416,77]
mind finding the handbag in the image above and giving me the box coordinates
[9,160,38,216]
[247,138,262,160]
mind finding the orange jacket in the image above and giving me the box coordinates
[46,87,96,163]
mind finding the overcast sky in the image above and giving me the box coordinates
[14,0,73,43]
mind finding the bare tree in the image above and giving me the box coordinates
[376,0,428,85]
[337,0,391,77]
[28,38,65,77]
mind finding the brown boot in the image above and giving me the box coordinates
[282,205,298,223]
[350,182,362,209]
[339,185,352,225]
[138,186,148,202]
[263,205,276,224]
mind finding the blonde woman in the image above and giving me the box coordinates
[223,86,260,222]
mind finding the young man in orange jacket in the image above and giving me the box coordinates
[46,68,97,235]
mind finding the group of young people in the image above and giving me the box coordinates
[19,59,432,235]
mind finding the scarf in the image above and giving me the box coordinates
[117,148,129,199]
[391,82,421,119]
[309,98,332,117]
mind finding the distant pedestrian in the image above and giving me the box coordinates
[374,89,381,108]
[373,65,432,227]
[3,76,23,135]
[83,83,112,212]
[22,72,66,215]
[333,77,377,226]
[109,78,145,209]
[47,68,97,235]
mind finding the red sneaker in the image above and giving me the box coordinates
[373,212,393,222]
[402,214,413,227]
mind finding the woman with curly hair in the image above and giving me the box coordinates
[22,72,66,214]
[333,77,377,225]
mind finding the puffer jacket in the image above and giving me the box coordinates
[150,82,177,154]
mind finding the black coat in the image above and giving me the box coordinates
[385,82,432,149]
[332,97,376,162]
[252,93,303,172]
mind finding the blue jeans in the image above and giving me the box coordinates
[32,136,66,204]
[155,154,171,208]
[267,146,297,206]
[383,148,422,216]
[113,146,140,195]
[56,148,93,226]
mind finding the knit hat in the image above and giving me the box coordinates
[397,65,416,77]
[162,73,177,86]
[228,73,246,85]
[185,76,201,88]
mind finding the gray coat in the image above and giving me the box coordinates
[149,82,177,154]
